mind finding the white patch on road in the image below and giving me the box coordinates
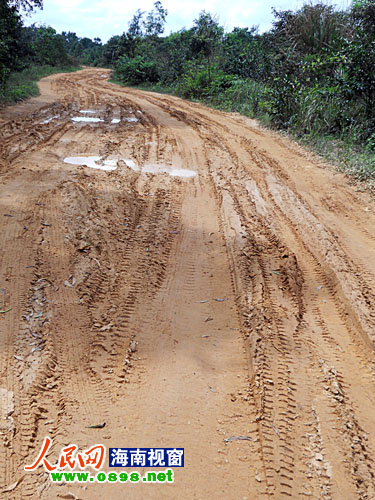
[72,117,103,123]
[64,156,117,171]
[63,156,197,178]
[41,115,59,124]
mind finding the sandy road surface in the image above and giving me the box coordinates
[0,68,375,499]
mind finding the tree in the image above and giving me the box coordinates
[9,0,43,12]
[144,1,168,37]
[192,12,223,81]
[0,0,44,91]
[31,26,70,66]
[223,27,270,80]
[157,29,195,84]
[102,35,121,65]
[128,8,145,37]
[0,0,22,87]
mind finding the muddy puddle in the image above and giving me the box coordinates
[63,156,117,171]
[42,115,59,124]
[70,112,138,124]
[72,116,104,123]
[63,155,196,177]
[110,117,138,124]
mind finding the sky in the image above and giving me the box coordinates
[24,0,349,43]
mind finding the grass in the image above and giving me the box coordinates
[0,64,81,105]
[297,134,375,193]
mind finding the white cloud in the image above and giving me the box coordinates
[25,0,348,41]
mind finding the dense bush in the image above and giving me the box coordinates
[116,55,159,84]
[176,64,233,99]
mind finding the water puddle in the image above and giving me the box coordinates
[42,115,59,124]
[64,156,117,171]
[170,168,197,178]
[71,116,104,123]
[124,159,137,169]
[110,117,139,125]
[63,156,196,178]
[70,111,139,125]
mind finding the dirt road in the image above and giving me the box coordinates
[1,68,375,499]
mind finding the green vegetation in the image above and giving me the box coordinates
[1,0,375,186]
[106,1,375,186]
[2,64,80,103]
[0,0,79,104]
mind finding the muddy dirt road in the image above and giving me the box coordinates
[1,68,375,499]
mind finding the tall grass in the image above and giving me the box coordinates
[284,3,346,53]
[207,79,268,117]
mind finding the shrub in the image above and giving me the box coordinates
[115,55,159,84]
[176,65,233,99]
